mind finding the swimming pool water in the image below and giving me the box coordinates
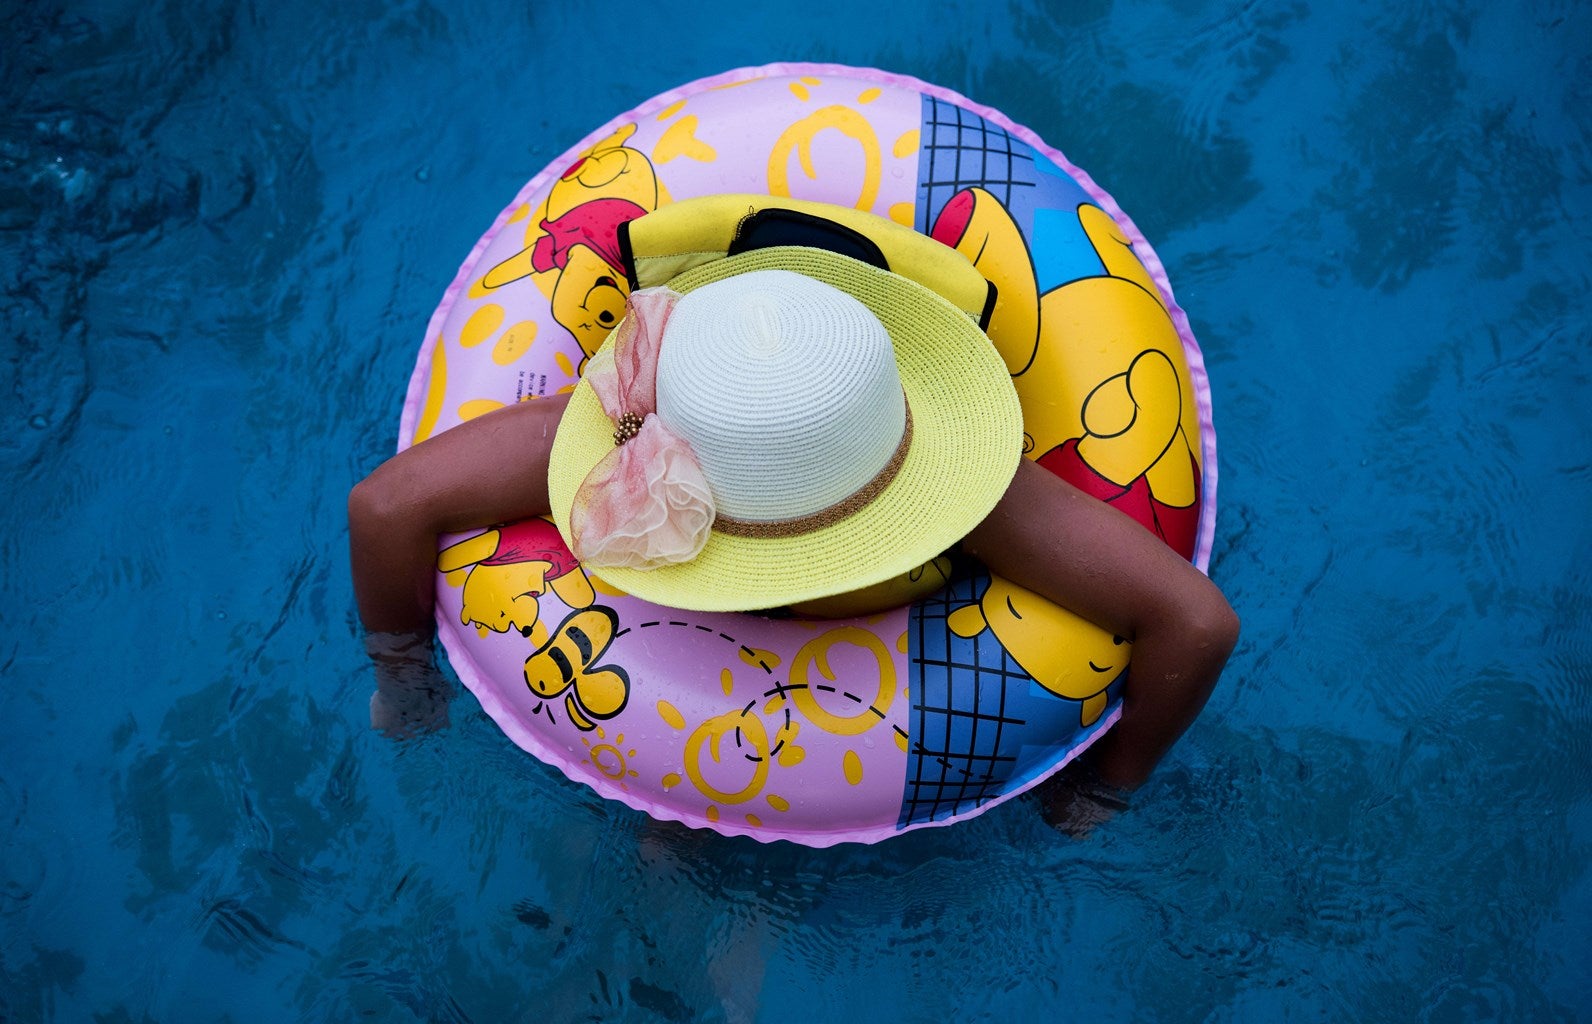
[3,1,1589,1021]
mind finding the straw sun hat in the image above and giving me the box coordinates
[548,246,1022,612]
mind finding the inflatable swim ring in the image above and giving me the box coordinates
[400,63,1217,846]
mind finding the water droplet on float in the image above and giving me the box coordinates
[415,166,431,183]
[28,414,47,429]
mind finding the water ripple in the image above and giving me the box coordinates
[199,894,300,964]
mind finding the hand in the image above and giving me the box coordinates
[1037,760,1131,839]
[365,631,453,738]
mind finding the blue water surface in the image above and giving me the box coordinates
[3,1,1590,1021]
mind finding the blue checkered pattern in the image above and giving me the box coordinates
[898,574,1125,829]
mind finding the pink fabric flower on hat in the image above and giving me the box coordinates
[569,288,716,570]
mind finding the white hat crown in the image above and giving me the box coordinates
[654,270,907,524]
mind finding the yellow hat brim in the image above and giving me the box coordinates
[548,247,1022,612]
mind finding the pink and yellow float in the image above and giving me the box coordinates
[400,63,1217,846]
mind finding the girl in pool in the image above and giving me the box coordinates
[349,252,1238,811]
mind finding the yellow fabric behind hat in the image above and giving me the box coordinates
[626,194,993,323]
[549,246,1022,613]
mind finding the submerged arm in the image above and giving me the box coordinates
[962,458,1238,790]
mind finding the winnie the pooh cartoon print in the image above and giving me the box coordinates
[479,124,665,366]
[931,190,1201,559]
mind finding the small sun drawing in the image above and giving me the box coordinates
[582,727,640,790]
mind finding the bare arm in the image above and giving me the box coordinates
[348,394,570,634]
[961,458,1238,790]
[349,395,571,736]
[348,397,1234,766]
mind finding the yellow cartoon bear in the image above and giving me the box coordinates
[931,190,1202,559]
[480,124,667,364]
[437,517,596,648]
[947,576,1129,726]
[440,519,629,731]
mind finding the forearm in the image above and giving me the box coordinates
[1081,598,1235,788]
[348,479,448,633]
